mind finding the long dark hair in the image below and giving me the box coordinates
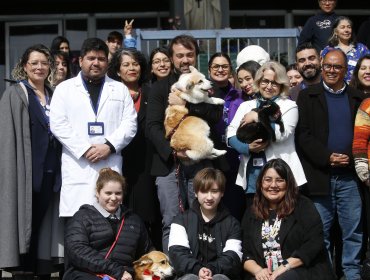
[107,47,148,86]
[253,158,298,220]
[349,53,370,91]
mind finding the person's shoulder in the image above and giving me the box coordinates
[73,204,96,218]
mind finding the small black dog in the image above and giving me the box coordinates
[236,100,285,144]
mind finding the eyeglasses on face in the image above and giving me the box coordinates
[210,64,230,71]
[152,58,171,65]
[322,64,344,72]
[319,0,335,3]
[27,61,50,69]
[260,78,280,88]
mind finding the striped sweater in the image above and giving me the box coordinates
[353,98,370,183]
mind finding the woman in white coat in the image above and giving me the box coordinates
[227,61,306,208]
[50,38,137,218]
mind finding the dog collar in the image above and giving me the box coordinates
[166,114,188,140]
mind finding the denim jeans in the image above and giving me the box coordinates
[312,173,362,280]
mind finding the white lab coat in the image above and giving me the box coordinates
[50,73,137,217]
[226,98,306,189]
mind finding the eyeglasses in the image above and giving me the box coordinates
[263,177,286,185]
[152,58,171,65]
[27,61,50,69]
[322,64,344,72]
[210,64,230,71]
[260,78,280,88]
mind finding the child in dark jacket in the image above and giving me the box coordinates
[168,167,242,280]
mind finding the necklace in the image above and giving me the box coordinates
[130,88,141,102]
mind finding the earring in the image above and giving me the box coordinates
[117,73,120,77]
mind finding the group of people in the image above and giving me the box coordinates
[0,2,370,279]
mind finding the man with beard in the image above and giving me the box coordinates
[146,34,227,254]
[289,42,322,101]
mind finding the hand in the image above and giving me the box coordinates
[329,153,349,167]
[123,19,134,36]
[84,144,111,163]
[168,89,186,106]
[240,111,258,126]
[198,267,212,280]
[255,268,272,280]
[270,265,289,280]
[174,150,190,161]
[249,139,269,153]
[121,271,132,280]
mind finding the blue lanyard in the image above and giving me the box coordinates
[82,77,105,122]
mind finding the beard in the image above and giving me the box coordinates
[301,65,321,81]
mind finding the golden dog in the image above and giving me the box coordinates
[133,251,174,280]
[164,66,226,163]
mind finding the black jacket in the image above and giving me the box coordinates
[169,200,242,279]
[64,204,152,279]
[145,72,228,177]
[295,82,365,195]
[242,195,335,280]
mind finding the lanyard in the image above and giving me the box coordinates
[82,77,104,122]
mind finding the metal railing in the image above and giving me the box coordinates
[136,28,300,73]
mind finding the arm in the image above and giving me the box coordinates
[65,213,125,279]
[206,218,242,278]
[49,83,92,159]
[275,101,298,142]
[353,99,370,185]
[146,80,173,162]
[123,19,136,49]
[295,92,332,168]
[168,216,203,276]
[298,17,314,46]
[104,83,137,153]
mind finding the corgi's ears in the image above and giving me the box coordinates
[133,255,154,266]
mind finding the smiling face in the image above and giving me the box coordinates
[238,69,255,95]
[287,69,303,88]
[261,168,287,209]
[96,180,123,214]
[259,69,281,99]
[296,48,321,81]
[171,43,196,74]
[208,56,231,87]
[119,54,141,85]
[24,51,50,86]
[151,52,171,80]
[321,50,347,91]
[335,19,352,44]
[358,58,370,91]
[54,55,68,84]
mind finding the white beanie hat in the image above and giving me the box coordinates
[236,45,270,69]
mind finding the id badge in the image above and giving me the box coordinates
[88,122,104,135]
[253,158,264,167]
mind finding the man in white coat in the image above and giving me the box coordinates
[50,37,137,217]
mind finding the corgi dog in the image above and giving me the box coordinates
[164,66,226,164]
[133,251,174,280]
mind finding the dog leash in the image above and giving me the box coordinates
[166,114,188,140]
[172,151,185,213]
[95,217,126,280]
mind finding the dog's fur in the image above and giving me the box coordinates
[236,100,284,144]
[133,251,174,280]
[164,66,226,163]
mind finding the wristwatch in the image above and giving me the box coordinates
[282,259,291,270]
